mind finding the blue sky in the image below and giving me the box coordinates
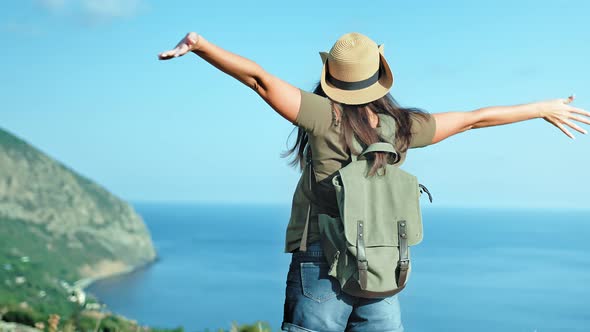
[1,0,589,208]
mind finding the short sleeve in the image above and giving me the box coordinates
[294,88,334,136]
[409,112,436,148]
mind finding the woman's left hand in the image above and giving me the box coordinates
[540,95,590,139]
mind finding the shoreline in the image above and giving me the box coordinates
[73,256,159,292]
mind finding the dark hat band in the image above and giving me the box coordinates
[326,63,382,91]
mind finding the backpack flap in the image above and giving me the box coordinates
[333,160,424,248]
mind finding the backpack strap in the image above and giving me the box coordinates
[397,220,410,288]
[357,220,368,289]
[299,147,314,252]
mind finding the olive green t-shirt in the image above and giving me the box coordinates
[284,88,437,253]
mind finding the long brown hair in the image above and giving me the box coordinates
[282,81,431,176]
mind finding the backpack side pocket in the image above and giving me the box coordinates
[317,213,355,290]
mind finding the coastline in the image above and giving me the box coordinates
[73,256,159,292]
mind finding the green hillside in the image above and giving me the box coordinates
[0,128,273,332]
[0,127,157,320]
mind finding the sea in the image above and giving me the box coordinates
[86,203,590,332]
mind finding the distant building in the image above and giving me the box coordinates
[69,289,86,305]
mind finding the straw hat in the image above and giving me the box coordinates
[319,32,394,105]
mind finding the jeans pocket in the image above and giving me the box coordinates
[300,261,341,303]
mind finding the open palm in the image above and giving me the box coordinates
[541,95,590,139]
[158,32,200,60]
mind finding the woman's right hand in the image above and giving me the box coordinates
[539,95,590,139]
[158,32,201,60]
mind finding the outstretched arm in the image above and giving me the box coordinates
[431,95,590,144]
[158,32,301,123]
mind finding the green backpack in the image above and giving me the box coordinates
[299,138,433,299]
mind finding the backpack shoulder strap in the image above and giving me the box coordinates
[299,146,314,252]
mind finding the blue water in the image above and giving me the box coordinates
[87,203,590,332]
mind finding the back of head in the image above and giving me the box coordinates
[284,32,431,176]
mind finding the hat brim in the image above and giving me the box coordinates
[320,51,394,105]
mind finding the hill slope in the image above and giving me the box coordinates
[0,127,156,312]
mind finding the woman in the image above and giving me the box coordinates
[159,32,589,332]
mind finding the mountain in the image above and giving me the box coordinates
[0,127,156,313]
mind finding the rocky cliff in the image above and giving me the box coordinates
[0,127,156,282]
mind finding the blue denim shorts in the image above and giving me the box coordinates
[282,241,404,332]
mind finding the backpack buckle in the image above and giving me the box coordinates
[358,260,368,270]
[398,259,410,270]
